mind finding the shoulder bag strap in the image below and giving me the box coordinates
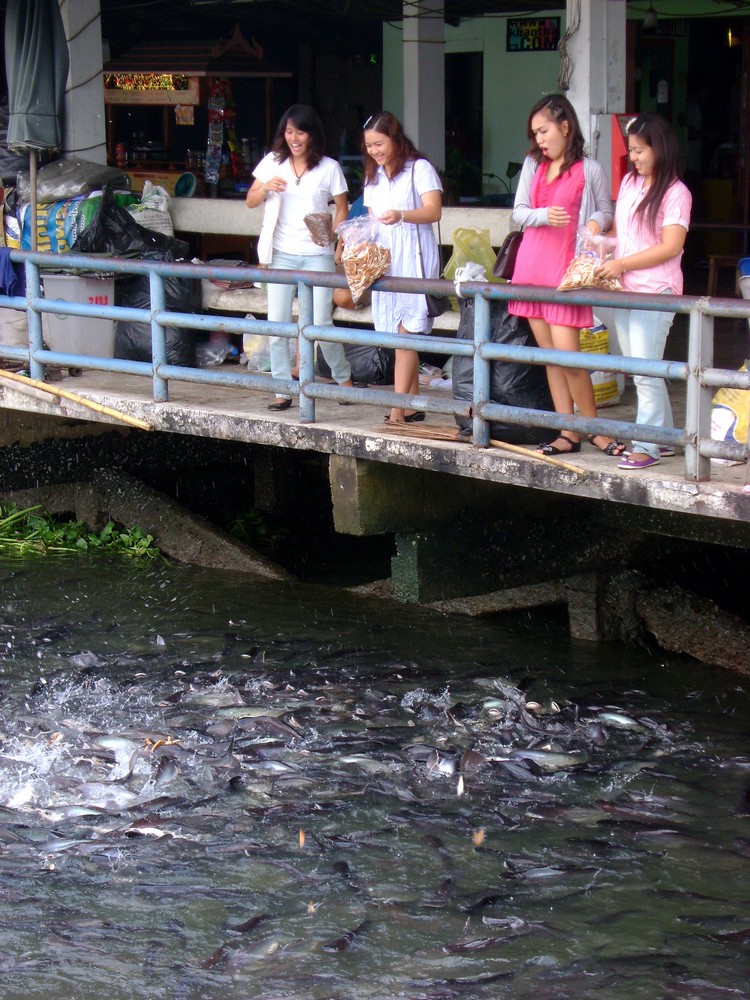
[410,163,442,279]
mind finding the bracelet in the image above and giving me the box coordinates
[400,210,405,224]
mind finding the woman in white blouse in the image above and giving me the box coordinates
[247,104,353,410]
[361,112,443,424]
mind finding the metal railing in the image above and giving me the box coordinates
[1,250,749,483]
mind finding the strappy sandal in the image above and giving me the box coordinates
[588,435,626,457]
[537,434,581,456]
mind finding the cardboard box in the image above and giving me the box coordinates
[42,274,116,358]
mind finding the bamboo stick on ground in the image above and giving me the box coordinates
[0,369,153,431]
[0,376,61,405]
[489,438,586,474]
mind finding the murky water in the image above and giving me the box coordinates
[1,557,748,999]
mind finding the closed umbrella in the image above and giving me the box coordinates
[4,0,69,251]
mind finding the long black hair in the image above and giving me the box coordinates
[526,94,585,175]
[626,112,682,234]
[271,104,326,170]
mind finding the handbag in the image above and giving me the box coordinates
[493,228,524,281]
[411,166,450,318]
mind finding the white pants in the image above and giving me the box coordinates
[613,306,675,459]
[266,250,351,394]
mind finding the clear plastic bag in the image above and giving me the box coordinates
[196,332,237,367]
[558,227,622,292]
[337,216,391,304]
[240,323,270,371]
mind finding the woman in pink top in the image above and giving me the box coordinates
[597,113,692,469]
[509,94,623,458]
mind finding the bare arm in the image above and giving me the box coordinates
[246,175,287,209]
[331,193,348,232]
[597,224,687,280]
[379,188,442,227]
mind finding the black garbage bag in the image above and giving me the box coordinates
[114,250,199,367]
[453,297,555,444]
[71,185,188,259]
[316,343,394,386]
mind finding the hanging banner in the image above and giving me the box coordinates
[506,17,561,52]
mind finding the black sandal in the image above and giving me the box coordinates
[384,411,426,424]
[588,435,626,456]
[537,434,581,456]
[268,398,293,411]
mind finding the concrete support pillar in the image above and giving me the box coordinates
[564,0,626,169]
[402,1,445,170]
[60,0,107,163]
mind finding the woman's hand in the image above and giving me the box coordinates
[596,258,626,281]
[263,175,288,194]
[379,209,403,226]
[546,205,571,227]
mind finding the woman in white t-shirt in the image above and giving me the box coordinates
[247,105,353,410]
[361,112,442,424]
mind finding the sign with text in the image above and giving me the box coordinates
[507,17,561,52]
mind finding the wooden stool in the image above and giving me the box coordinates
[707,254,740,296]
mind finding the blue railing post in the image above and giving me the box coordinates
[298,280,315,424]
[685,302,713,482]
[149,270,169,402]
[25,260,45,381]
[472,294,491,447]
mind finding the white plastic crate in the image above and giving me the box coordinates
[41,274,116,358]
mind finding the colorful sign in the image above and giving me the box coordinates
[507,18,561,53]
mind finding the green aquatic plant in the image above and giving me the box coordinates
[0,503,161,560]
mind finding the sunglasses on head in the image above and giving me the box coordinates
[362,113,383,130]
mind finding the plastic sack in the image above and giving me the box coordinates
[241,326,271,371]
[559,228,622,291]
[444,228,499,284]
[19,196,84,252]
[16,158,131,205]
[114,249,199,367]
[453,297,555,445]
[304,211,334,247]
[128,181,174,237]
[65,190,140,249]
[579,322,624,407]
[711,362,749,464]
[337,216,391,304]
[196,332,237,367]
[317,343,394,386]
[72,185,188,259]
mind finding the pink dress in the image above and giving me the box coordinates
[508,160,593,330]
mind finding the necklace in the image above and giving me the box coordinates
[291,158,307,185]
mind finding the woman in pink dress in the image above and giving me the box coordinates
[509,94,625,457]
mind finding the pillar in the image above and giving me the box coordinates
[402,1,445,170]
[60,0,107,163]
[564,0,626,179]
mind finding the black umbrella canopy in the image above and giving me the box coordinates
[5,0,69,152]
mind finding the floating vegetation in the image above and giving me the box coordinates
[0,503,161,559]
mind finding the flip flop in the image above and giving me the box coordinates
[618,452,660,470]
[588,435,626,456]
[537,435,581,456]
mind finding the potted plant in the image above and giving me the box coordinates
[483,161,522,207]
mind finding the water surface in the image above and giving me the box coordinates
[1,558,748,999]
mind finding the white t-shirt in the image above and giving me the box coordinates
[253,153,347,256]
